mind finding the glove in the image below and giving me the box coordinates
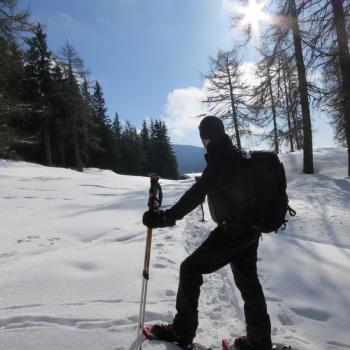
[142,210,176,229]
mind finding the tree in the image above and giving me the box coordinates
[0,37,25,157]
[59,41,88,171]
[322,51,346,146]
[111,112,122,171]
[140,119,151,174]
[203,49,251,151]
[119,120,144,175]
[251,48,281,153]
[149,119,178,179]
[288,0,314,172]
[330,0,350,175]
[0,0,31,157]
[252,46,304,153]
[90,80,114,169]
[49,62,68,166]
[278,51,303,152]
[0,0,31,41]
[291,0,350,174]
[231,0,314,171]
[22,23,53,165]
[81,78,101,166]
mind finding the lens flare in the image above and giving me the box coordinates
[228,0,271,40]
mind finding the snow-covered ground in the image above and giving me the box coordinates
[0,148,349,350]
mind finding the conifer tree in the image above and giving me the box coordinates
[0,36,25,157]
[59,41,87,171]
[149,119,178,179]
[119,121,143,175]
[22,23,53,165]
[49,62,68,166]
[81,79,100,166]
[140,119,151,174]
[90,80,114,169]
[111,112,122,171]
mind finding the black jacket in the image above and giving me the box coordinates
[167,134,243,225]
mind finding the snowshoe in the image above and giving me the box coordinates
[143,323,211,350]
[222,337,293,350]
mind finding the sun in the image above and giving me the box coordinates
[234,0,271,39]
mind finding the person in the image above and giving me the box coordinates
[142,116,272,350]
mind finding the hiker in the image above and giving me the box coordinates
[142,116,272,350]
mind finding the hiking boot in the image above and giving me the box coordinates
[234,336,272,350]
[150,323,193,347]
[234,336,255,350]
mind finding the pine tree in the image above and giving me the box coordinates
[81,79,101,166]
[140,119,151,174]
[90,80,114,169]
[159,120,178,179]
[22,23,53,165]
[0,36,25,158]
[149,119,178,179]
[119,121,144,175]
[59,41,88,171]
[49,62,68,166]
[111,112,122,172]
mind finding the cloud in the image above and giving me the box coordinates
[162,86,209,142]
[162,61,259,144]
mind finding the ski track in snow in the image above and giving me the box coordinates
[182,207,245,348]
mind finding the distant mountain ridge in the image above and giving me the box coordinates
[172,144,206,174]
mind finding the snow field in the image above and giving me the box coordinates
[0,148,350,350]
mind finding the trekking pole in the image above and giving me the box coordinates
[136,173,162,350]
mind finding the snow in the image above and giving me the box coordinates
[0,149,350,350]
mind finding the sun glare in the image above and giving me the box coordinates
[234,0,271,39]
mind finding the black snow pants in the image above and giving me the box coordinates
[173,225,272,349]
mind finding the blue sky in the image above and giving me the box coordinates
[23,0,336,149]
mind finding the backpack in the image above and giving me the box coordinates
[226,151,296,233]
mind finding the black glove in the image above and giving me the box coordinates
[142,210,176,229]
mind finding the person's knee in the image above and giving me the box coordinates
[180,258,194,277]
[234,274,264,297]
[180,258,202,281]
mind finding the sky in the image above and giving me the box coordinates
[22,0,336,149]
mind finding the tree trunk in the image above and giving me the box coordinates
[331,0,350,177]
[281,63,295,152]
[267,66,279,153]
[289,0,314,173]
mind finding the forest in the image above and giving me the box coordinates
[1,0,350,177]
[0,1,178,179]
